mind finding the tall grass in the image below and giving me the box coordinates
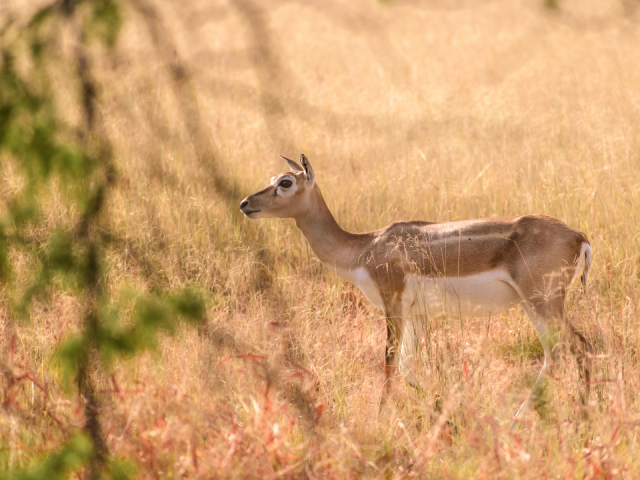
[2,0,640,477]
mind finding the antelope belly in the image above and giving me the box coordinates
[407,270,522,318]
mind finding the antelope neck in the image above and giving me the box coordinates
[293,185,362,271]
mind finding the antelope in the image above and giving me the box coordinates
[240,154,593,418]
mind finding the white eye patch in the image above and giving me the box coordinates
[271,174,298,197]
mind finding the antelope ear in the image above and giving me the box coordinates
[300,154,315,186]
[280,155,303,172]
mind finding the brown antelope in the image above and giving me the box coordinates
[240,154,593,418]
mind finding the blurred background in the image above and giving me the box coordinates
[1,0,640,477]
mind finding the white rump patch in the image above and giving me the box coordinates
[569,242,592,287]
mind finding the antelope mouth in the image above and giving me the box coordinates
[240,198,260,217]
[240,205,261,217]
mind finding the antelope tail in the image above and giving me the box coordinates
[579,243,593,292]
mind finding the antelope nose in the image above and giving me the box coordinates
[240,199,249,210]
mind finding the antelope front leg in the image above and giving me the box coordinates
[400,315,426,390]
[380,301,403,406]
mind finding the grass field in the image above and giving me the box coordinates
[2,0,640,477]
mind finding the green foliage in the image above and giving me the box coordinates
[171,288,207,321]
[108,460,135,480]
[0,0,206,477]
[58,288,206,380]
[110,288,206,352]
[57,336,88,390]
[0,48,90,186]
[1,434,135,480]
[3,434,92,480]
[0,227,9,281]
[85,0,122,47]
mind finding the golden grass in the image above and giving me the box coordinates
[2,0,640,477]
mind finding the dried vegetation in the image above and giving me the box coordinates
[2,0,640,477]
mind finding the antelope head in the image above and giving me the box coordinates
[240,154,316,219]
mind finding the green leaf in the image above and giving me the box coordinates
[86,0,122,48]
[45,232,75,273]
[57,336,88,391]
[171,288,206,323]
[108,459,136,480]
[0,228,10,282]
[5,434,92,480]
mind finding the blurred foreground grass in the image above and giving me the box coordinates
[1,0,640,477]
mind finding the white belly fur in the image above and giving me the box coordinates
[405,270,522,318]
[332,265,521,318]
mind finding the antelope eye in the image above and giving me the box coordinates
[279,179,293,188]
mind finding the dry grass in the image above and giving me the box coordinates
[2,0,640,477]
